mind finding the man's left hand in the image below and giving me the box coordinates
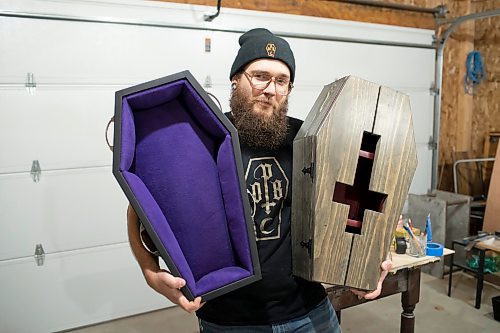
[350,259,393,300]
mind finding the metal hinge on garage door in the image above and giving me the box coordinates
[34,244,45,266]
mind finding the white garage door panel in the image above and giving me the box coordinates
[411,144,432,195]
[0,17,219,85]
[404,91,434,144]
[0,89,115,173]
[0,243,171,333]
[292,38,434,89]
[0,167,128,261]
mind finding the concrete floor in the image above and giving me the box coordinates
[67,272,500,333]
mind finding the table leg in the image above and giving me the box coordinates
[401,268,421,333]
[448,243,455,297]
[475,249,485,309]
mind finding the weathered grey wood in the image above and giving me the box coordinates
[292,135,316,280]
[346,86,418,289]
[313,77,380,285]
[292,76,418,290]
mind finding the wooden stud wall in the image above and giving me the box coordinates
[472,0,500,159]
[437,0,475,190]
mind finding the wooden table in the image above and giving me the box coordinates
[448,237,500,309]
[326,249,453,333]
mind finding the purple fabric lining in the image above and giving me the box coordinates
[126,81,184,111]
[217,137,253,271]
[118,78,253,296]
[196,266,251,295]
[122,170,197,290]
[120,99,136,172]
[181,83,229,138]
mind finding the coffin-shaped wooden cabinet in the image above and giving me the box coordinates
[113,71,261,301]
[292,76,418,290]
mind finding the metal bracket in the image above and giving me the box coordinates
[434,5,448,19]
[34,244,45,266]
[300,239,312,255]
[428,136,437,150]
[203,0,221,22]
[429,83,439,96]
[31,160,41,183]
[25,72,36,95]
[301,163,315,180]
[204,75,212,89]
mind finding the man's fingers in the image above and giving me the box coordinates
[381,259,393,271]
[177,295,203,313]
[157,271,186,289]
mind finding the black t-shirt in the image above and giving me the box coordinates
[196,115,326,325]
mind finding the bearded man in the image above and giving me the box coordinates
[127,28,390,333]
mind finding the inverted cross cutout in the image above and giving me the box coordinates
[332,131,388,235]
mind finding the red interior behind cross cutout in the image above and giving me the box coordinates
[332,131,388,235]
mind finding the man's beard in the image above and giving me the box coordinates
[229,87,289,150]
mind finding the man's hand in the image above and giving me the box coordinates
[350,259,393,300]
[127,204,203,313]
[143,268,203,313]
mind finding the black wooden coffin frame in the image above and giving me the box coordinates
[113,71,261,301]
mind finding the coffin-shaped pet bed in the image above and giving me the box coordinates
[113,71,261,301]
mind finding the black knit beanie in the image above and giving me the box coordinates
[230,28,296,82]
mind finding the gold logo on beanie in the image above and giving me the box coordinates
[266,43,276,57]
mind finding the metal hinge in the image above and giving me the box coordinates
[428,136,437,150]
[301,163,315,181]
[25,72,36,95]
[434,5,448,19]
[34,244,45,266]
[429,82,439,95]
[300,239,312,255]
[31,160,41,183]
[204,75,212,89]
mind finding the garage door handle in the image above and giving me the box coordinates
[105,116,114,152]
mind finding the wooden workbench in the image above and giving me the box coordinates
[326,249,453,333]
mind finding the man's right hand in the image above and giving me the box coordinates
[127,204,203,313]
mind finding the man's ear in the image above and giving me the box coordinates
[231,81,237,91]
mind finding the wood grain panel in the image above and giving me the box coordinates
[297,78,349,140]
[346,87,418,289]
[293,76,417,289]
[483,143,500,233]
[292,135,316,280]
[312,77,380,284]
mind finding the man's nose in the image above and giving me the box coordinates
[262,79,277,96]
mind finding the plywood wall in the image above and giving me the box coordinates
[159,0,499,193]
[438,0,499,192]
[472,0,500,157]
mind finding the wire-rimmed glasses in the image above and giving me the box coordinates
[243,71,293,96]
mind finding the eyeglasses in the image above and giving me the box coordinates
[243,71,293,96]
